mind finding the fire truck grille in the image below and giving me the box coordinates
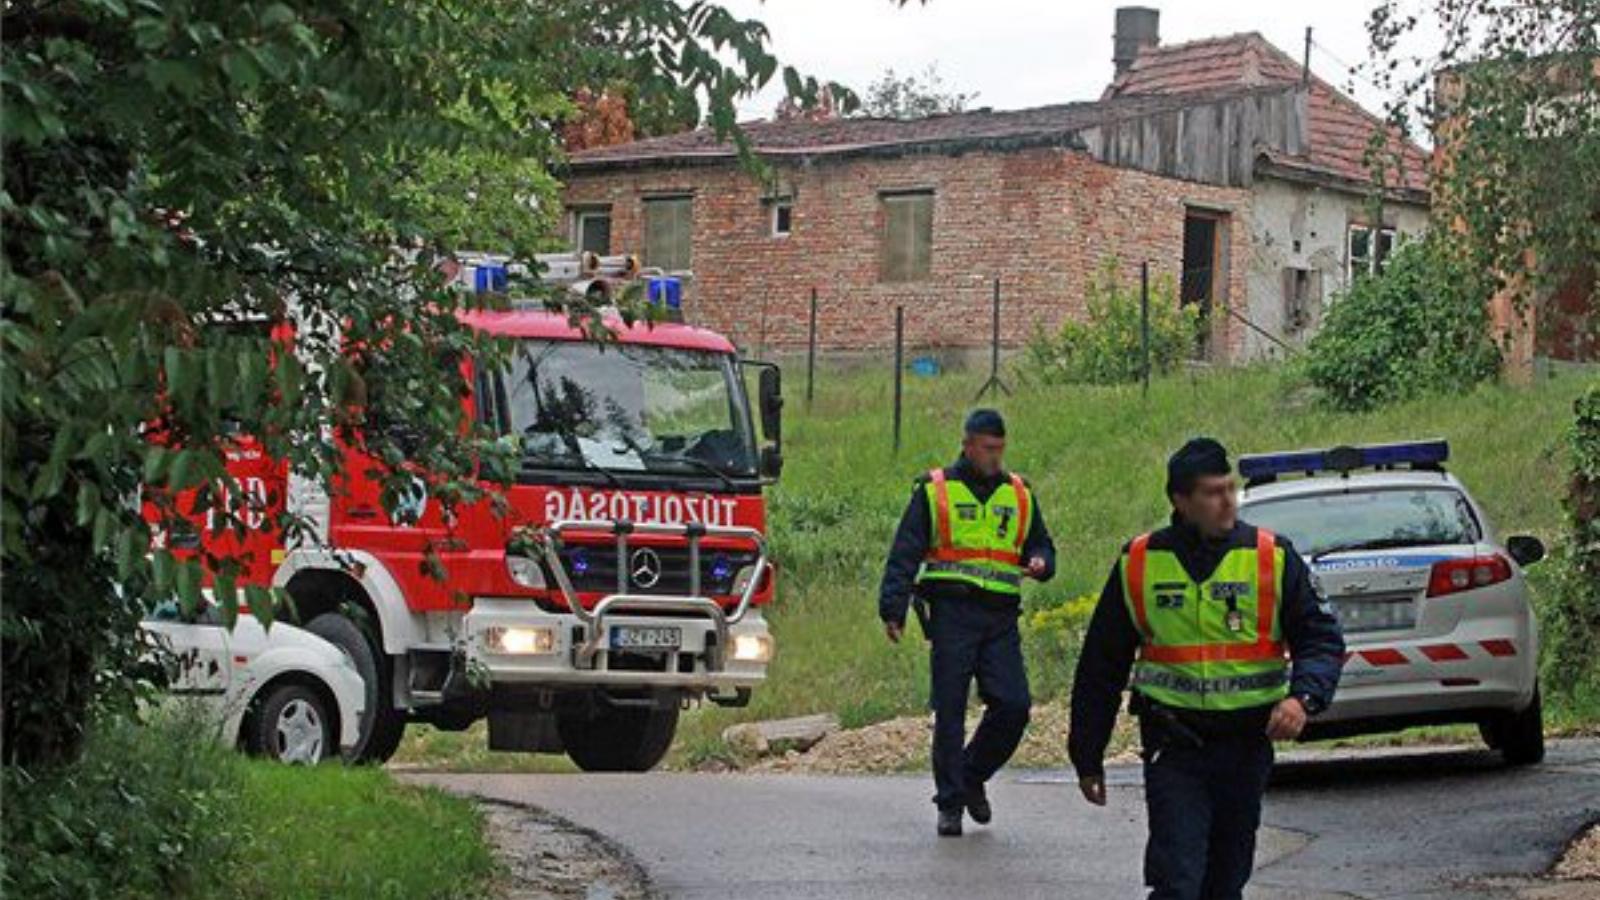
[554,546,758,597]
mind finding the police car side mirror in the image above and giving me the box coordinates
[1505,535,1545,567]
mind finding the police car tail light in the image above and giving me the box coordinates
[1426,555,1512,597]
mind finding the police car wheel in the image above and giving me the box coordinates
[245,683,334,765]
[1487,687,1545,767]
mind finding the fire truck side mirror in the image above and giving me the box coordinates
[760,445,784,479]
[758,366,783,445]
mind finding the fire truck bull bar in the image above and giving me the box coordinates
[533,518,769,670]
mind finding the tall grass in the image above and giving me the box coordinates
[671,363,1589,763]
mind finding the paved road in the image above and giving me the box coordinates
[410,739,1599,900]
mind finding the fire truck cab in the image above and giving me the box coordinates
[174,256,782,772]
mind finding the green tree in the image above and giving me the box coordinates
[1365,0,1599,324]
[1538,381,1600,704]
[1023,260,1199,386]
[860,64,977,119]
[1304,235,1501,411]
[1,0,841,768]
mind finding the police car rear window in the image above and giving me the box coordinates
[1246,488,1480,557]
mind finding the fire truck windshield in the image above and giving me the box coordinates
[480,339,758,482]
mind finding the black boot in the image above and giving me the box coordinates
[937,808,963,837]
[965,783,992,825]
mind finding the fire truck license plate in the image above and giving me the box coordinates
[610,625,682,651]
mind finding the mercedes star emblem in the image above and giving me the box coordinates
[630,547,663,588]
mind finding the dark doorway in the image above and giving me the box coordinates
[1181,209,1226,357]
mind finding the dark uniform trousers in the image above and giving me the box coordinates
[927,592,1031,811]
[1139,715,1275,900]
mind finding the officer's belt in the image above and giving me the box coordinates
[1133,668,1287,696]
[921,560,1022,587]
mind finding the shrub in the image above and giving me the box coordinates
[1024,261,1200,385]
[1,711,241,900]
[1304,235,1501,411]
[1537,381,1600,705]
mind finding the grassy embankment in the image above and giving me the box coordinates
[2,713,496,899]
[395,364,1595,771]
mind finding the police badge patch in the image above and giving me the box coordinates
[1209,582,1252,602]
[955,503,979,521]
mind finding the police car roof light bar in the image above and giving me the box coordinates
[1238,439,1449,485]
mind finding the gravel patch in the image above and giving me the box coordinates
[478,798,656,900]
[1551,821,1600,881]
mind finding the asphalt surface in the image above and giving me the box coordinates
[410,738,1600,900]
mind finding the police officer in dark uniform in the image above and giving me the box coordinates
[1068,437,1344,899]
[879,409,1056,837]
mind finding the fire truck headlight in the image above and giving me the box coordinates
[730,633,773,663]
[484,626,557,655]
[506,555,546,589]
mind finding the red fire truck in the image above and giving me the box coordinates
[158,255,782,771]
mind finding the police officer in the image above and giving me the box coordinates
[1068,437,1344,899]
[879,409,1056,837]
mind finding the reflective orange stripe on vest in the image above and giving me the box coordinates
[929,469,954,550]
[1010,473,1028,554]
[1128,527,1285,664]
[1127,532,1154,636]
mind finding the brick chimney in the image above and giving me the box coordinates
[1113,7,1161,77]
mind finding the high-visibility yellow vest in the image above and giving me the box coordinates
[1121,528,1289,711]
[916,468,1032,597]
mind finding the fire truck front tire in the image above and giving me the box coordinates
[558,696,680,772]
[305,612,408,764]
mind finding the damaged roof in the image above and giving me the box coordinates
[569,31,1428,202]
[569,85,1294,171]
[1104,32,1430,198]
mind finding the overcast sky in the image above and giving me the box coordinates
[719,1,1439,124]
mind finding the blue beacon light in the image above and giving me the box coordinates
[1237,440,1450,481]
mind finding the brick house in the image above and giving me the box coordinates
[561,7,1431,361]
[1435,57,1599,376]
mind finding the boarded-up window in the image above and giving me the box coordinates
[880,192,933,282]
[573,208,611,255]
[1282,266,1323,332]
[644,196,693,270]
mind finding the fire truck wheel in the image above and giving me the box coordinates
[305,612,408,764]
[557,697,680,772]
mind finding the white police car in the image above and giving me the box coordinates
[1239,440,1547,764]
[143,605,366,764]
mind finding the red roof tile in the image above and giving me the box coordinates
[1104,33,1429,195]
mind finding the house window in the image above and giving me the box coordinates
[644,196,693,270]
[573,208,612,255]
[880,191,933,282]
[771,201,793,238]
[1348,224,1397,279]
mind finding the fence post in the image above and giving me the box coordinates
[974,276,1011,400]
[806,287,818,411]
[893,305,904,456]
[1141,261,1151,399]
